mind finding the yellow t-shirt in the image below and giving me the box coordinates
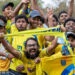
[20,49,49,75]
[10,23,18,34]
[6,20,11,34]
[10,35,35,73]
[18,5,31,18]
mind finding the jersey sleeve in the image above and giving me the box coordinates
[19,51,26,62]
[40,49,50,58]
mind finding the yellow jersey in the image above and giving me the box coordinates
[6,20,11,34]
[18,5,31,18]
[20,49,49,75]
[11,25,46,50]
[10,23,18,34]
[10,35,35,73]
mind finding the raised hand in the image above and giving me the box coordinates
[0,33,4,40]
[47,8,53,20]
[16,65,25,72]
[21,0,30,4]
[35,57,41,64]
[47,8,53,27]
[68,0,74,17]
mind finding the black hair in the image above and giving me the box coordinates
[67,34,75,39]
[15,15,29,23]
[40,17,45,23]
[0,15,7,23]
[25,50,40,59]
[58,11,68,19]
[64,18,75,27]
[25,37,39,48]
[53,14,58,22]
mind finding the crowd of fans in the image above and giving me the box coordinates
[0,0,75,75]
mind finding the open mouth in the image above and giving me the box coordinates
[68,28,74,32]
[30,49,36,55]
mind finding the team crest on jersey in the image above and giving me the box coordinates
[61,60,66,66]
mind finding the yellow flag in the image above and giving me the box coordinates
[36,53,75,75]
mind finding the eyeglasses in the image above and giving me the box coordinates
[27,44,37,47]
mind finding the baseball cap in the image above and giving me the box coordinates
[29,10,41,18]
[29,10,44,23]
[0,21,5,27]
[67,32,75,38]
[2,2,14,11]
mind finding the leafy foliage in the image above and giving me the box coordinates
[0,0,75,17]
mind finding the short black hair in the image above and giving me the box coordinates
[40,17,45,23]
[64,18,75,27]
[0,15,7,23]
[58,11,68,19]
[53,14,58,22]
[15,15,29,23]
[25,37,39,48]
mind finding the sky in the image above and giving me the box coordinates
[42,0,70,8]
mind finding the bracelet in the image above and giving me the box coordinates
[6,53,9,58]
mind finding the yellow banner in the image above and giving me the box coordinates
[4,27,73,55]
[36,54,75,75]
[4,27,63,37]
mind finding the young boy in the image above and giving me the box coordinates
[67,32,75,54]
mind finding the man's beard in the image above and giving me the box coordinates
[24,50,40,59]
